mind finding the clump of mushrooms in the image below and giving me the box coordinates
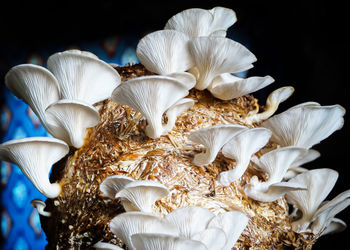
[98,175,250,250]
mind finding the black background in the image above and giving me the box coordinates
[0,1,349,249]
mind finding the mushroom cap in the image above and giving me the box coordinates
[115,180,170,213]
[4,64,60,132]
[209,74,274,100]
[136,30,194,75]
[47,50,121,104]
[0,137,69,198]
[189,124,248,166]
[189,36,257,90]
[45,99,100,148]
[93,241,124,250]
[164,7,236,38]
[262,103,345,148]
[30,199,51,217]
[99,175,135,198]
[286,168,339,233]
[192,228,226,250]
[219,127,272,185]
[111,75,189,139]
[110,211,178,249]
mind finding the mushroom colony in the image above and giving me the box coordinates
[0,6,349,250]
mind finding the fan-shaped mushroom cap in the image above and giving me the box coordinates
[245,86,295,124]
[4,64,60,133]
[219,127,271,185]
[110,211,178,249]
[99,175,134,198]
[165,206,215,238]
[164,7,236,38]
[136,30,194,75]
[262,102,345,148]
[284,149,320,179]
[244,147,309,202]
[208,74,274,100]
[207,210,249,250]
[286,168,339,233]
[189,37,257,90]
[45,99,100,148]
[30,199,51,217]
[47,50,121,104]
[131,233,207,250]
[189,124,248,166]
[0,137,69,198]
[310,189,350,235]
[111,75,189,139]
[115,180,169,213]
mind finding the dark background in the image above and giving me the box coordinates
[0,1,349,249]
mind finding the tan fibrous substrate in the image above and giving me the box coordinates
[43,64,316,249]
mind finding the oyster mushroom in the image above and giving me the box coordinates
[286,169,349,233]
[45,99,100,148]
[30,199,51,217]
[136,30,194,76]
[111,75,189,139]
[47,49,121,104]
[208,73,274,100]
[99,175,135,198]
[115,180,169,213]
[262,102,345,148]
[219,127,272,186]
[110,211,178,249]
[188,124,248,166]
[189,36,257,90]
[244,146,309,202]
[164,7,236,38]
[4,64,60,134]
[93,241,123,250]
[0,137,69,198]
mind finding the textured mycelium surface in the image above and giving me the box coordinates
[43,64,316,249]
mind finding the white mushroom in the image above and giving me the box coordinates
[219,127,272,186]
[245,86,295,124]
[310,189,350,235]
[208,73,274,100]
[207,211,249,250]
[0,137,69,198]
[285,168,339,233]
[30,199,51,217]
[189,37,257,90]
[165,206,215,238]
[99,175,135,198]
[262,102,345,148]
[164,7,236,38]
[4,64,60,133]
[316,218,347,236]
[111,75,189,139]
[136,30,194,75]
[93,241,124,250]
[45,99,100,148]
[131,233,207,250]
[110,211,178,249]
[188,124,248,166]
[115,180,169,213]
[47,49,121,104]
[167,72,196,90]
[163,98,195,134]
[244,146,309,202]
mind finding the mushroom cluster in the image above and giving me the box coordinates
[95,175,249,250]
[0,5,349,249]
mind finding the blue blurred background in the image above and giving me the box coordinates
[0,1,349,249]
